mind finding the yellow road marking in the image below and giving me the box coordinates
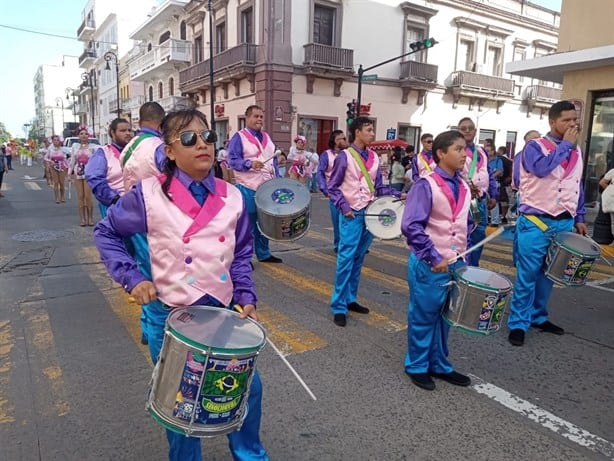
[0,320,15,423]
[256,260,406,332]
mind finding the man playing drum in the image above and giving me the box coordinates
[327,117,403,327]
[228,105,283,263]
[508,101,588,347]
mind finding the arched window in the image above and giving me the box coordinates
[169,77,175,96]
[158,82,164,99]
[147,43,152,52]
[159,31,171,44]
[148,86,153,102]
[180,21,187,40]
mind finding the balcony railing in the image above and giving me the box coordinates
[399,61,438,84]
[303,43,353,71]
[158,96,192,112]
[130,39,192,81]
[77,19,95,39]
[524,85,562,102]
[128,95,146,110]
[445,71,515,96]
[79,49,97,66]
[180,43,258,89]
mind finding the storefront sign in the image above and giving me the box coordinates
[386,128,396,140]
[214,104,225,117]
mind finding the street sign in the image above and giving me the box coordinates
[386,129,396,140]
[362,74,378,81]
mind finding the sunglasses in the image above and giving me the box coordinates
[172,130,218,147]
[424,140,433,144]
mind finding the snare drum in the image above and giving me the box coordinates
[254,178,311,241]
[147,306,266,437]
[364,196,404,240]
[544,232,601,286]
[444,266,512,335]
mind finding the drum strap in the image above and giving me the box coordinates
[468,145,479,180]
[347,147,375,193]
[524,214,549,232]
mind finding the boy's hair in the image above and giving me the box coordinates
[348,117,372,143]
[139,102,165,123]
[420,133,433,141]
[432,130,464,164]
[109,118,130,135]
[328,130,345,149]
[549,100,576,121]
[245,105,264,117]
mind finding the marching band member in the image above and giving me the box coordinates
[227,105,283,263]
[288,135,312,183]
[47,135,68,204]
[411,133,435,182]
[68,127,96,226]
[85,118,132,218]
[316,129,348,253]
[401,130,472,391]
[457,117,499,266]
[328,117,403,327]
[93,109,268,461]
[508,101,587,347]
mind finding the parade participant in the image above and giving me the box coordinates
[217,140,235,183]
[47,135,68,204]
[512,130,541,191]
[508,101,587,347]
[288,135,315,184]
[68,127,96,226]
[93,109,268,461]
[485,140,503,227]
[0,144,7,198]
[457,117,499,266]
[328,117,404,327]
[121,102,166,191]
[5,142,13,170]
[85,118,132,218]
[227,105,283,263]
[316,130,348,253]
[411,133,435,182]
[401,130,472,391]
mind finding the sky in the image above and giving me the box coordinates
[0,0,562,138]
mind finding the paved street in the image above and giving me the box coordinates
[1,163,613,461]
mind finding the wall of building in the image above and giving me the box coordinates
[558,0,614,52]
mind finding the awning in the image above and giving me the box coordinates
[505,44,614,84]
[369,139,408,150]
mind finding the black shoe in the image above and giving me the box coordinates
[430,371,471,387]
[140,334,148,345]
[508,329,525,346]
[532,321,564,335]
[333,314,346,327]
[407,372,435,391]
[365,250,370,254]
[502,218,508,224]
[260,255,283,263]
[347,302,369,314]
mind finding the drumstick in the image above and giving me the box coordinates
[449,226,504,263]
[234,304,317,401]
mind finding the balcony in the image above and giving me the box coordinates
[130,39,192,82]
[303,43,353,73]
[158,96,193,112]
[524,85,562,109]
[79,49,97,68]
[445,71,515,106]
[399,61,438,85]
[127,95,146,110]
[74,103,88,115]
[77,18,96,41]
[179,43,258,93]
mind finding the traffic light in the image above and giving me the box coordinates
[346,100,356,125]
[409,37,438,52]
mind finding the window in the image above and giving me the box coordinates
[194,36,203,63]
[478,129,495,145]
[459,39,475,71]
[216,22,226,54]
[240,7,253,44]
[159,31,171,44]
[486,44,502,76]
[169,77,175,96]
[313,4,335,46]
[148,86,153,102]
[158,82,164,99]
[180,21,187,40]
[147,43,152,52]
[406,26,427,62]
[513,47,526,82]
[506,131,517,158]
[397,125,420,148]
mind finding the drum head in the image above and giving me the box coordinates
[254,178,311,216]
[554,232,601,257]
[167,306,266,354]
[365,196,404,240]
[455,266,511,291]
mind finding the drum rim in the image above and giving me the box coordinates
[553,232,601,257]
[148,404,244,437]
[454,266,512,291]
[443,316,501,336]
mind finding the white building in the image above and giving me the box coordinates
[33,56,82,139]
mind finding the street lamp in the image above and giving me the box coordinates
[81,72,96,137]
[55,97,65,132]
[104,50,121,116]
[65,87,77,122]
[23,123,31,139]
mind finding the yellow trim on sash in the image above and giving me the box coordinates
[524,214,549,232]
[419,153,432,173]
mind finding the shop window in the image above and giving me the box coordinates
[159,31,171,44]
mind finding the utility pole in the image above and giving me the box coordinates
[208,0,215,130]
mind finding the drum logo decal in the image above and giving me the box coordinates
[561,255,594,284]
[477,293,506,332]
[271,188,295,204]
[176,311,195,323]
[378,209,397,227]
[214,375,240,393]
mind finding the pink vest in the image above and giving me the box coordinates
[103,145,125,195]
[232,129,276,190]
[323,149,338,182]
[462,145,489,194]
[424,173,471,262]
[141,175,244,307]
[339,148,380,211]
[519,137,583,217]
[121,135,163,190]
[417,151,436,178]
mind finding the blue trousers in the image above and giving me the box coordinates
[330,208,373,315]
[236,184,271,261]
[508,215,574,331]
[405,253,465,374]
[146,302,268,461]
[98,202,108,219]
[468,197,487,266]
[328,199,340,252]
[131,232,155,342]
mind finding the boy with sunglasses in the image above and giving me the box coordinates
[411,133,435,182]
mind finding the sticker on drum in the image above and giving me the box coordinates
[365,196,404,240]
[544,232,601,286]
[271,188,295,205]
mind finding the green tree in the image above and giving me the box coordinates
[0,122,11,144]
